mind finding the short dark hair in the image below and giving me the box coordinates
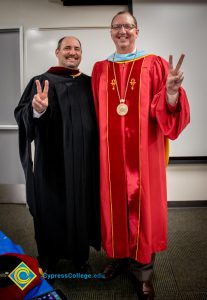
[111,11,138,28]
[56,36,82,50]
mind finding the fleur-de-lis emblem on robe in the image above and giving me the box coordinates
[111,79,116,90]
[130,78,136,90]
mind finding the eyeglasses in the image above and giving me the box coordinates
[111,24,137,31]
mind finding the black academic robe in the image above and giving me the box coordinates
[14,67,100,263]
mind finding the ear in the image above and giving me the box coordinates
[55,48,59,57]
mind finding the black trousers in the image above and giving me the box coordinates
[128,254,155,281]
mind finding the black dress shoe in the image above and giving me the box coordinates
[101,259,129,280]
[37,256,57,273]
[134,280,155,300]
[37,256,57,284]
[74,262,91,274]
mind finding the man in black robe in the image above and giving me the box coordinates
[14,36,100,273]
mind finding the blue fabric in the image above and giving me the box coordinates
[24,278,53,300]
[0,231,24,254]
[107,49,147,62]
[0,231,53,300]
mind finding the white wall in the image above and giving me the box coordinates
[167,164,207,201]
[0,0,206,202]
[0,0,126,29]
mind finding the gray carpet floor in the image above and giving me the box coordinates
[0,204,207,299]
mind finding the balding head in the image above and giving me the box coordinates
[56,36,82,50]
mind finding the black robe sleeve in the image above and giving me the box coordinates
[14,76,52,217]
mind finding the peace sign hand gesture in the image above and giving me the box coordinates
[166,54,185,97]
[32,80,49,113]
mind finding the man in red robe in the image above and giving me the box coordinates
[92,11,190,299]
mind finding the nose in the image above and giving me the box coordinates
[68,48,76,55]
[119,25,126,33]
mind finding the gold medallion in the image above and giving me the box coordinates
[117,103,128,116]
[112,50,137,117]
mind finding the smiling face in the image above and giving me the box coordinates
[55,36,82,69]
[110,12,139,54]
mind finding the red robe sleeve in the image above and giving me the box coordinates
[150,56,190,140]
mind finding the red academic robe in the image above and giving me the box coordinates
[92,54,190,264]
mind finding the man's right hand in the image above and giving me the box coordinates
[32,80,49,113]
